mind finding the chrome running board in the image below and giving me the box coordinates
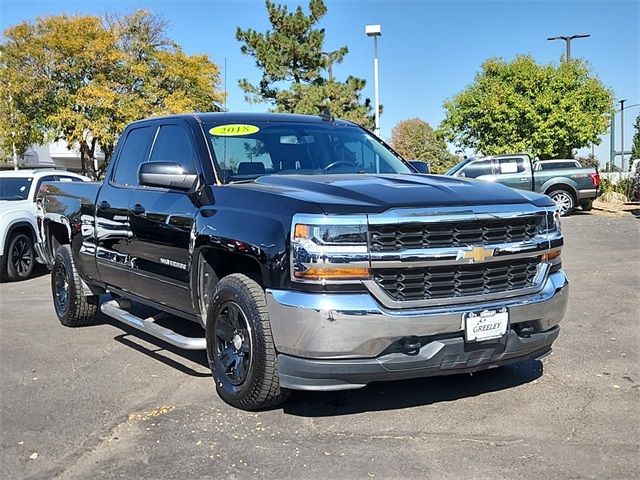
[100,299,206,350]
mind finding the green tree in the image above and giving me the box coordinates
[575,153,600,169]
[631,113,640,161]
[440,55,614,159]
[0,11,224,176]
[236,0,375,128]
[390,118,458,173]
[0,52,45,166]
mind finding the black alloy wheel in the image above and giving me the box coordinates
[51,244,98,327]
[53,261,69,317]
[206,273,290,410]
[213,301,253,386]
[7,234,35,280]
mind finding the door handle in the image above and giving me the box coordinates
[519,178,529,182]
[97,200,110,211]
[130,204,146,216]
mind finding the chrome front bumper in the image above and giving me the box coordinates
[266,271,568,359]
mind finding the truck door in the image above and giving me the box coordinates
[96,125,155,291]
[127,122,199,314]
[494,156,533,191]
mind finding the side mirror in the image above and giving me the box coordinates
[139,162,197,191]
[409,160,430,174]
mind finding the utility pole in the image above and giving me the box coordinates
[547,34,590,62]
[224,57,227,112]
[610,113,616,171]
[619,99,627,171]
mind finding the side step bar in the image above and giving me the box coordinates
[100,300,206,350]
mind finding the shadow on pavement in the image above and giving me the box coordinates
[93,307,210,378]
[86,297,545,413]
[283,359,544,417]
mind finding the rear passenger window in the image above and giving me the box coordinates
[112,126,155,187]
[149,125,196,174]
[498,158,525,174]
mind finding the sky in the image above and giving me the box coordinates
[1,0,639,165]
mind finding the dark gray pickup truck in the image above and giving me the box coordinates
[446,154,601,216]
[36,113,568,410]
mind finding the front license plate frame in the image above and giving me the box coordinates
[464,307,509,342]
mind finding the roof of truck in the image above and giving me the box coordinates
[129,112,357,127]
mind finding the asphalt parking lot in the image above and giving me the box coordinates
[1,213,638,480]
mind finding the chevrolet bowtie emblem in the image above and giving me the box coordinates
[457,246,495,263]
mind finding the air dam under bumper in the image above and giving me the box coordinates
[266,271,568,391]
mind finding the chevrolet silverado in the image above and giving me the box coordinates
[37,113,568,410]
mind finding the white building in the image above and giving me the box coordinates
[1,140,105,172]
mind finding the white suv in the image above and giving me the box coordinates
[0,170,88,281]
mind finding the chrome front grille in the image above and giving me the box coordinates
[372,257,541,302]
[369,216,542,252]
[363,206,559,308]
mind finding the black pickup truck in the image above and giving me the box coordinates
[37,113,568,410]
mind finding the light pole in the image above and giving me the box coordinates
[619,99,627,171]
[609,103,639,171]
[547,34,590,62]
[365,24,381,137]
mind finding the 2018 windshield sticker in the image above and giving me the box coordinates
[210,124,260,136]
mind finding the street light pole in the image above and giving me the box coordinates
[619,99,627,171]
[547,34,590,62]
[366,24,381,137]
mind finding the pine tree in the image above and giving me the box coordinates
[236,0,375,128]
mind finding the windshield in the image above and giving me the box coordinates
[205,122,412,183]
[0,177,33,201]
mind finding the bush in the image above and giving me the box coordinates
[600,177,634,201]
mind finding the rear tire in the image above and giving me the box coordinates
[6,233,35,281]
[206,274,290,410]
[548,190,575,216]
[51,245,98,327]
[580,199,593,211]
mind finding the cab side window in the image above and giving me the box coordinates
[112,126,155,187]
[149,125,196,174]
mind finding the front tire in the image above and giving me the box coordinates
[6,233,35,281]
[206,274,290,410]
[51,245,98,327]
[548,190,575,216]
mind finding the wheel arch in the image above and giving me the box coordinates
[192,246,267,325]
[542,180,579,201]
[3,221,37,254]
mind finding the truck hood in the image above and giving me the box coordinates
[238,174,553,214]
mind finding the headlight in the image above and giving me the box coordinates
[291,214,370,283]
[539,210,561,235]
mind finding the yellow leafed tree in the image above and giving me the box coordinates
[0,10,224,177]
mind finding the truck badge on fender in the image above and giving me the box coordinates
[160,258,187,270]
